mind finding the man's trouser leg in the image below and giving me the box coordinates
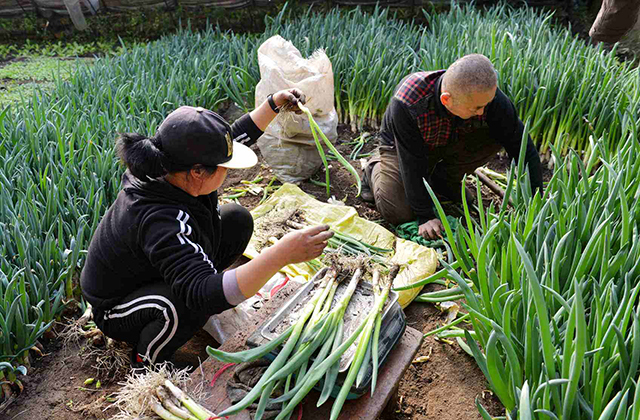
[93,203,254,364]
[590,0,640,44]
[371,146,416,226]
[370,127,501,225]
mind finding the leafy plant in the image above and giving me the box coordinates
[427,123,640,418]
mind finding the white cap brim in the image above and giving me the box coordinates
[218,141,258,169]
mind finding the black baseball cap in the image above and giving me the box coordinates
[155,106,257,169]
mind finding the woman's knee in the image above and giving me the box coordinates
[220,203,253,234]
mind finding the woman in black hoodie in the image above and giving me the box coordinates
[80,89,333,366]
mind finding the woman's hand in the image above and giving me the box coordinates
[275,224,333,265]
[250,88,307,131]
[235,224,333,299]
[273,88,306,114]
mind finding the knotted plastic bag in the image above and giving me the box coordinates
[255,35,338,184]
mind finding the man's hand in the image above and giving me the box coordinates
[273,88,306,114]
[275,224,333,265]
[419,218,444,240]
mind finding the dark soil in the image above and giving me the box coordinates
[382,296,504,420]
[6,120,554,420]
[3,319,217,420]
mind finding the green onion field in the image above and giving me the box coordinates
[1,3,640,418]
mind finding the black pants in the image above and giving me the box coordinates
[93,203,253,364]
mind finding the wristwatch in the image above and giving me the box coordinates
[267,93,280,114]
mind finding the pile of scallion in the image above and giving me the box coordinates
[206,264,397,420]
[402,124,640,418]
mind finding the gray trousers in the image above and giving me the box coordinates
[590,0,640,43]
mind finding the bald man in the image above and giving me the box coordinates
[361,54,543,239]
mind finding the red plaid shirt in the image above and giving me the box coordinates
[393,70,487,150]
[378,70,541,223]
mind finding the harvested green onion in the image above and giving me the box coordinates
[298,103,361,197]
[215,273,336,417]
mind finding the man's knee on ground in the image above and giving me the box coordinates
[376,201,414,227]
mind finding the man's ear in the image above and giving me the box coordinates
[440,92,452,107]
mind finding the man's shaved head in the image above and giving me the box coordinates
[441,54,497,99]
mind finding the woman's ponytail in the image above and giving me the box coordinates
[115,133,167,180]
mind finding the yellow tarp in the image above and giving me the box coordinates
[243,183,438,308]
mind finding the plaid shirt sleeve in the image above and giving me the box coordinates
[487,89,543,194]
[388,98,437,222]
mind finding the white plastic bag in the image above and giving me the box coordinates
[255,35,338,184]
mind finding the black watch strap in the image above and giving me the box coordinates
[267,94,280,114]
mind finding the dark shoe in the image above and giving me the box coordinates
[130,347,151,372]
[360,160,376,203]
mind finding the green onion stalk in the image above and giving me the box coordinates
[414,283,474,303]
[297,103,362,197]
[349,133,372,161]
[476,166,513,190]
[392,260,461,291]
[156,386,199,420]
[150,395,186,420]
[211,269,338,418]
[331,267,395,420]
[147,380,217,420]
[317,317,345,407]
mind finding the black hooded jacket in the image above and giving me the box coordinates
[80,113,262,314]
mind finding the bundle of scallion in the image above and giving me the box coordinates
[151,380,217,420]
[297,103,362,197]
[205,265,399,420]
[112,364,216,420]
[284,220,392,265]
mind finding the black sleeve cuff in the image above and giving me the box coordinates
[203,273,235,314]
[417,210,436,225]
[230,113,264,148]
